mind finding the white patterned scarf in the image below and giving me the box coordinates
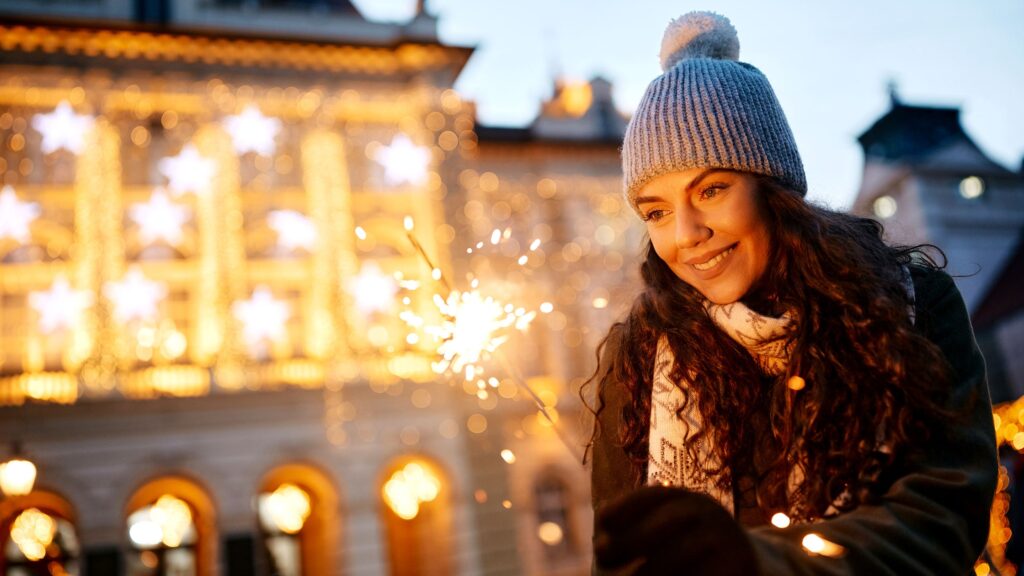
[646,268,916,515]
[645,301,793,514]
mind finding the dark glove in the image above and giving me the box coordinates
[593,486,761,576]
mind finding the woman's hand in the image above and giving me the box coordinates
[593,486,761,576]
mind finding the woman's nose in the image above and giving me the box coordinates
[675,209,711,249]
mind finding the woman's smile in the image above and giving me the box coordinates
[637,168,771,304]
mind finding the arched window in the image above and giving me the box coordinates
[256,463,339,576]
[0,489,81,575]
[380,456,453,576]
[533,472,580,567]
[124,475,216,576]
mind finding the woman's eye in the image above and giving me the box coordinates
[699,183,727,200]
[642,209,667,222]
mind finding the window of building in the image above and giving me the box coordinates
[534,474,577,565]
[1,490,81,576]
[126,494,198,575]
[959,175,986,200]
[257,463,339,576]
[124,476,216,576]
[381,457,452,576]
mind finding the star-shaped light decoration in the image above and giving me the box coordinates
[158,144,217,197]
[31,100,95,155]
[223,105,282,156]
[348,262,398,315]
[0,186,41,244]
[232,286,290,353]
[374,134,431,187]
[103,267,168,324]
[28,275,94,334]
[129,189,191,247]
[267,210,316,252]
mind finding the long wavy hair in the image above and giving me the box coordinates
[585,175,955,521]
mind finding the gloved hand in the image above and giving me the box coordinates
[593,486,761,576]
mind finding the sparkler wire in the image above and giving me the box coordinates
[405,231,585,465]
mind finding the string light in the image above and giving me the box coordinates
[223,104,281,156]
[0,185,40,243]
[232,286,290,354]
[103,267,167,324]
[129,189,191,247]
[267,210,317,252]
[375,134,431,186]
[158,144,217,196]
[31,100,94,154]
[29,274,94,334]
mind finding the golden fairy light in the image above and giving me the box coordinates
[801,532,845,558]
[770,512,791,528]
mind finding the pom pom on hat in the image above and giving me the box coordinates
[659,11,740,71]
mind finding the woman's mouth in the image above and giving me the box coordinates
[692,245,736,272]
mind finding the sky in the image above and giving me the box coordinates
[351,0,1024,209]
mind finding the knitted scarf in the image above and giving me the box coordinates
[645,301,793,513]
[646,269,916,515]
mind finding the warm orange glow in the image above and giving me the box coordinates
[382,462,441,520]
[10,508,56,561]
[559,82,593,117]
[0,457,37,496]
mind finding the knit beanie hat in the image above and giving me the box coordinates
[622,11,806,213]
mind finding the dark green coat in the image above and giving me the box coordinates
[590,268,998,574]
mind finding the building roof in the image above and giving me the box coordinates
[973,228,1024,330]
[857,96,1011,175]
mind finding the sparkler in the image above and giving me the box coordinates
[398,218,583,462]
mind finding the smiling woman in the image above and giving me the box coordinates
[585,10,997,576]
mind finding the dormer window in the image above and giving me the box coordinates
[959,176,985,200]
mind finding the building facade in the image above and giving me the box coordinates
[0,2,639,575]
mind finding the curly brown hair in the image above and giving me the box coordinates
[585,175,955,521]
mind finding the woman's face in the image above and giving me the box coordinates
[637,168,772,305]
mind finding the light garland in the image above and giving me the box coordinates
[0,185,40,244]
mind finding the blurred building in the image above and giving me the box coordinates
[850,90,1024,403]
[0,2,638,575]
[851,89,1024,574]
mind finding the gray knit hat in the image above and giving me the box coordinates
[622,11,806,213]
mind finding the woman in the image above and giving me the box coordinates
[587,11,997,576]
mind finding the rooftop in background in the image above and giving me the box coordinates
[857,90,1013,176]
[476,76,626,146]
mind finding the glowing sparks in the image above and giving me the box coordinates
[32,100,94,154]
[130,189,191,247]
[348,262,398,315]
[412,289,536,380]
[232,286,290,352]
[223,105,281,156]
[0,185,41,244]
[29,274,94,333]
[158,144,217,196]
[104,267,167,324]
[375,134,432,186]
[267,210,317,252]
